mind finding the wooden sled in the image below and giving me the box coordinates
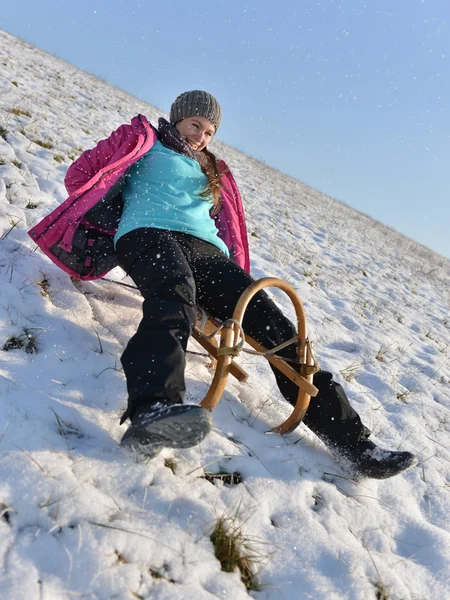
[193,277,319,434]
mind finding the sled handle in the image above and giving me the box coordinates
[200,277,318,434]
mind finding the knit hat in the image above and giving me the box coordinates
[170,90,222,131]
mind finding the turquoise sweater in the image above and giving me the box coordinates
[114,140,229,255]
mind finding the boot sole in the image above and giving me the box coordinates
[121,405,213,456]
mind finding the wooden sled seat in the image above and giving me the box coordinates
[192,277,319,434]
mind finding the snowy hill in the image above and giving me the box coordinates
[1,29,450,600]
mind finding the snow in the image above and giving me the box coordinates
[1,29,450,599]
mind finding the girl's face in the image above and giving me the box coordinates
[175,116,215,151]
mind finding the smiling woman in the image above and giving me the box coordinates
[169,91,223,212]
[29,89,417,479]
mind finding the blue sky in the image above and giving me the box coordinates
[2,0,449,259]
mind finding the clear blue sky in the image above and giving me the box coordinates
[2,0,449,259]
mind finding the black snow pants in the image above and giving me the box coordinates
[116,228,370,448]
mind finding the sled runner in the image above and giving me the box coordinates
[193,277,319,434]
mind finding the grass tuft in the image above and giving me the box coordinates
[115,550,128,564]
[31,138,54,149]
[38,274,50,297]
[373,579,390,599]
[1,502,13,525]
[210,516,257,590]
[396,390,410,402]
[148,566,175,583]
[2,329,38,354]
[203,471,243,486]
[6,107,32,118]
[0,125,8,140]
[375,345,388,362]
[164,457,177,474]
[340,362,361,382]
[52,408,83,440]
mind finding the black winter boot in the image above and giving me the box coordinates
[121,403,213,457]
[330,439,418,479]
[305,372,417,479]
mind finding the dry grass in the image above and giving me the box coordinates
[38,274,50,297]
[340,362,361,382]
[210,515,261,590]
[164,457,177,474]
[375,345,388,362]
[31,138,54,149]
[203,471,243,486]
[5,107,31,118]
[373,579,390,599]
[2,329,38,354]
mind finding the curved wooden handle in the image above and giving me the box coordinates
[200,277,317,434]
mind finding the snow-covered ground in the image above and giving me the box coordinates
[1,29,449,600]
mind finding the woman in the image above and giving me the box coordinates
[29,91,416,478]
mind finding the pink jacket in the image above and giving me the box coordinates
[28,114,250,280]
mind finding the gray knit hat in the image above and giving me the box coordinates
[170,90,222,130]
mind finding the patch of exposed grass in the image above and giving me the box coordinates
[0,502,13,525]
[38,274,50,297]
[375,345,388,362]
[53,154,65,163]
[164,457,177,474]
[26,201,39,209]
[0,125,8,140]
[114,550,128,564]
[52,408,82,440]
[12,160,22,169]
[5,107,31,118]
[2,329,39,354]
[31,138,54,149]
[203,471,243,486]
[396,390,410,403]
[11,81,18,87]
[340,362,361,383]
[210,516,257,590]
[312,490,323,510]
[373,579,390,600]
[148,566,175,583]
